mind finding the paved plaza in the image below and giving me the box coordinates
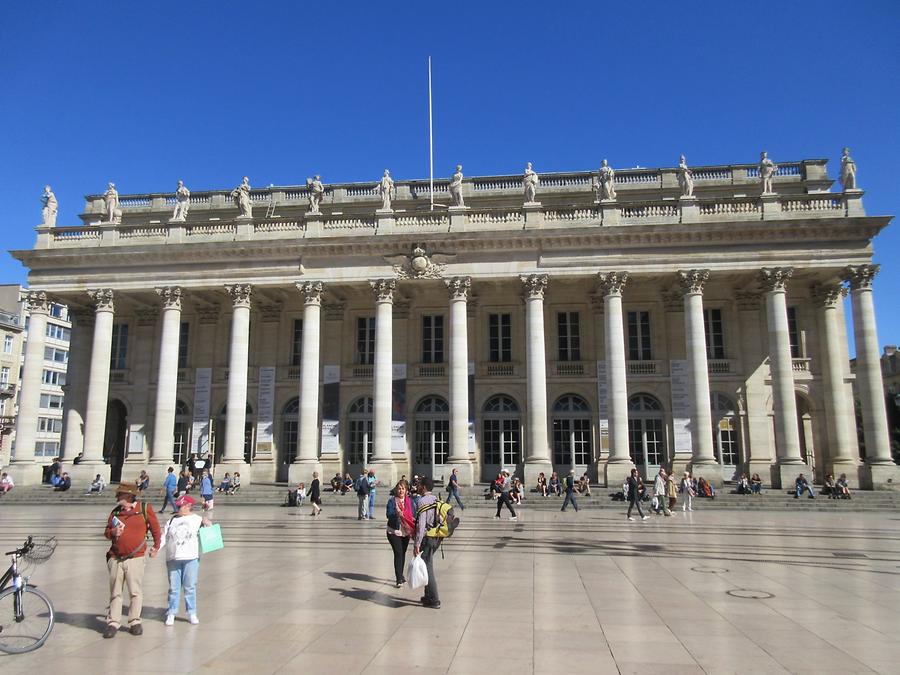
[1,501,899,674]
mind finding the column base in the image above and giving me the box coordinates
[288,461,323,486]
[773,462,812,490]
[603,460,634,490]
[687,461,723,488]
[862,463,900,491]
[5,462,44,487]
[369,460,399,491]
[523,460,553,491]
[443,461,474,488]
[66,463,112,487]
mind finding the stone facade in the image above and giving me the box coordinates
[9,158,898,489]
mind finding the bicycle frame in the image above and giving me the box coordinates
[0,557,16,593]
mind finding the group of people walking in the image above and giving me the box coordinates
[625,468,696,520]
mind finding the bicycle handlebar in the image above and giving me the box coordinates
[4,535,33,557]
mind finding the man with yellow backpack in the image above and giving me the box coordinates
[413,476,460,609]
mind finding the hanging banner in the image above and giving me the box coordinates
[670,359,693,454]
[468,361,476,454]
[391,364,407,455]
[190,367,213,456]
[321,365,341,455]
[256,367,276,454]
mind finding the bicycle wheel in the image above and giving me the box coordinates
[0,586,55,653]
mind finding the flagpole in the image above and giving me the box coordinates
[428,56,434,211]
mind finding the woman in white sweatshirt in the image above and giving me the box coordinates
[161,494,211,626]
[680,471,695,512]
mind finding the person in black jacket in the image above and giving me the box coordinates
[626,469,648,521]
[308,472,322,516]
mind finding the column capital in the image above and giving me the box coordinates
[297,281,325,306]
[22,290,49,314]
[758,267,793,293]
[135,307,159,327]
[370,278,396,303]
[225,283,252,308]
[520,274,549,299]
[155,286,183,311]
[677,269,710,295]
[446,276,471,300]
[844,264,880,291]
[597,271,628,297]
[811,282,846,308]
[87,288,115,312]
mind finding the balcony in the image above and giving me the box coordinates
[792,358,811,373]
[479,362,520,378]
[416,364,446,378]
[551,361,594,377]
[0,383,15,398]
[627,360,661,376]
[708,359,732,375]
[351,365,374,379]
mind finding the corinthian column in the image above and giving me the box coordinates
[370,279,395,469]
[81,289,115,480]
[446,277,473,485]
[521,274,551,486]
[294,282,324,475]
[151,287,182,464]
[845,266,895,483]
[61,310,93,463]
[223,284,251,467]
[8,292,50,485]
[678,270,717,474]
[598,272,631,486]
[812,283,859,477]
[759,268,806,487]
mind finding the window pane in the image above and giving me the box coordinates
[291,319,303,367]
[178,322,190,369]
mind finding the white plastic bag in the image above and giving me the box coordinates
[406,553,429,590]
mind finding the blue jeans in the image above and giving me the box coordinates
[449,486,465,510]
[167,558,199,615]
[160,490,177,512]
[368,491,376,519]
[561,490,579,511]
[796,485,814,498]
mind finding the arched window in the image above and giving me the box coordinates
[552,395,592,469]
[347,397,373,466]
[711,393,739,467]
[628,394,666,475]
[173,400,190,467]
[280,398,300,479]
[414,396,449,472]
[482,395,521,471]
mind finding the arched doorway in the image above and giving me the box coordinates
[104,399,128,482]
[628,393,666,480]
[211,402,255,465]
[413,396,449,478]
[481,395,521,481]
[173,400,190,469]
[552,394,593,477]
[279,398,299,482]
[711,393,740,480]
[346,397,373,476]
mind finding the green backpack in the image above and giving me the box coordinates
[417,499,460,539]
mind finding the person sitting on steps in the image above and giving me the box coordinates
[794,473,815,499]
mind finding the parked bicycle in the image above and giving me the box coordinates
[0,536,57,653]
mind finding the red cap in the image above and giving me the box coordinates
[175,495,195,508]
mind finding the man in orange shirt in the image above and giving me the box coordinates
[103,482,161,638]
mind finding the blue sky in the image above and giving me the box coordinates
[2,1,898,353]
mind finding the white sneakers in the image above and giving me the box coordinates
[189,614,200,625]
[627,516,635,521]
[641,515,650,521]
[164,614,175,626]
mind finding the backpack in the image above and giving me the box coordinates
[417,499,460,539]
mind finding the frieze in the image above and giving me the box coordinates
[197,304,222,324]
[258,302,283,322]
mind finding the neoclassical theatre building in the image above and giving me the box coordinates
[8,153,898,490]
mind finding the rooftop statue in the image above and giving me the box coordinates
[41,185,58,226]
[598,159,616,201]
[449,165,465,207]
[590,175,601,201]
[307,175,325,214]
[840,147,857,191]
[232,176,252,217]
[172,180,190,222]
[678,155,694,197]
[376,169,395,211]
[104,182,119,223]
[758,151,778,195]
[523,162,539,203]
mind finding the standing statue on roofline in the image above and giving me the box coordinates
[840,147,857,191]
[677,155,694,198]
[523,162,539,203]
[598,159,616,201]
[758,151,778,195]
[41,185,58,226]
[104,182,119,222]
[232,176,252,217]
[172,180,190,221]
[307,175,325,214]
[449,165,464,207]
[376,169,395,211]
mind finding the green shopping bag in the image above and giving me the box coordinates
[199,523,224,554]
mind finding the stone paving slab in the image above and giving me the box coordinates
[0,502,898,673]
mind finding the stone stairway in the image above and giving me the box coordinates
[2,483,898,512]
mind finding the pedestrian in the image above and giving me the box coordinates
[494,470,518,521]
[161,495,211,626]
[653,468,671,515]
[681,471,694,512]
[386,480,415,587]
[626,469,649,521]
[447,468,465,510]
[356,468,370,520]
[160,466,178,513]
[176,469,190,497]
[413,476,441,609]
[561,469,580,512]
[309,471,322,516]
[103,482,161,638]
[200,469,214,511]
[367,469,377,520]
[666,471,678,513]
